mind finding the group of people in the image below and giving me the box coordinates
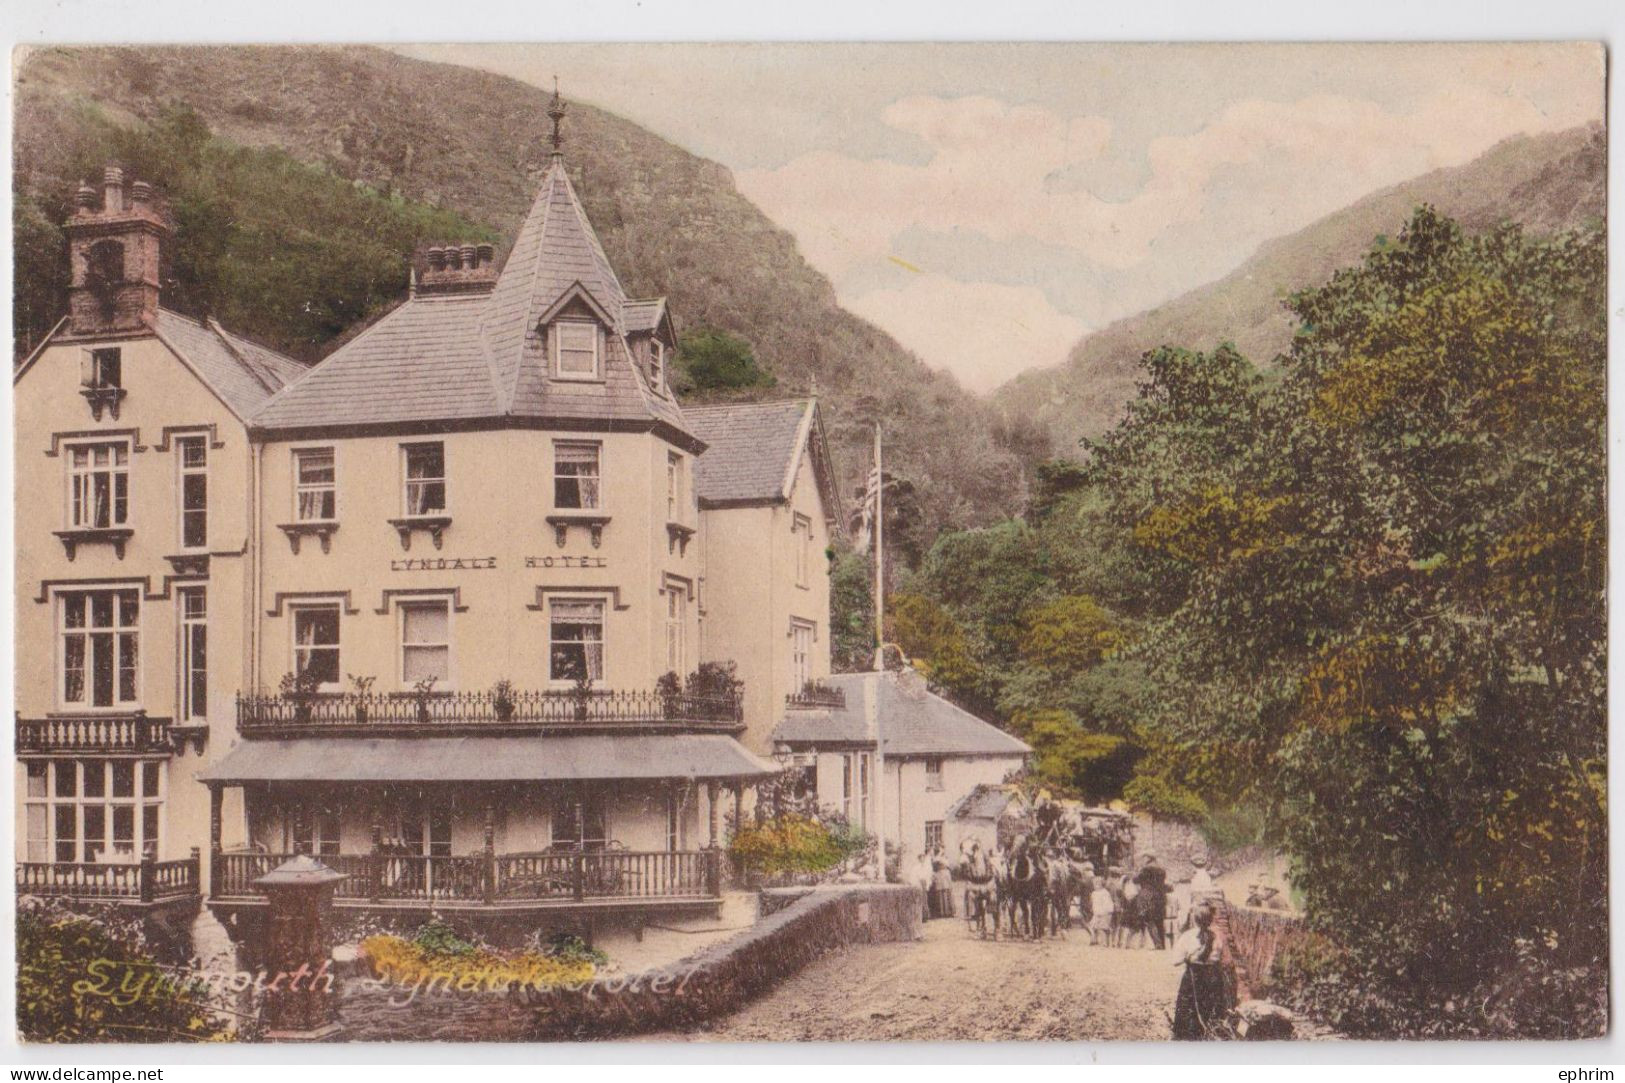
[908,837,1239,1039]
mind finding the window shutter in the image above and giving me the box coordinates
[79,349,94,388]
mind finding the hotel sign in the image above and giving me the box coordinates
[526,555,609,569]
[390,556,498,572]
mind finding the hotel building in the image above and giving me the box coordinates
[13,112,840,934]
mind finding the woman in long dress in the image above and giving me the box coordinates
[1171,903,1236,1039]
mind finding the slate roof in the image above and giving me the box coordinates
[201,733,779,783]
[686,400,814,506]
[948,784,1028,822]
[250,153,695,444]
[771,671,1032,759]
[151,309,305,418]
[623,298,667,335]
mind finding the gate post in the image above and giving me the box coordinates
[254,855,347,1041]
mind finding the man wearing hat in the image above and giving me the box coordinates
[1133,852,1170,949]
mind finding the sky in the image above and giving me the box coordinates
[400,44,1603,394]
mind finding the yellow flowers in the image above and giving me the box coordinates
[359,935,596,995]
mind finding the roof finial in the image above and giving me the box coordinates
[547,77,568,159]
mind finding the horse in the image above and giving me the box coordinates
[1005,838,1049,940]
[1045,851,1089,937]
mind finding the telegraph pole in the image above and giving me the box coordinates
[871,424,887,880]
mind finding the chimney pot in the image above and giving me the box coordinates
[103,166,125,214]
[460,244,478,269]
[74,183,98,213]
[130,180,153,206]
[427,246,446,271]
[477,243,495,267]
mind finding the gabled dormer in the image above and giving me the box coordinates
[537,288,615,383]
[624,298,676,398]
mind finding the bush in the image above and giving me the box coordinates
[16,898,235,1043]
[729,812,868,879]
[359,929,598,995]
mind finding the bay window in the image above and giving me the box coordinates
[554,442,601,509]
[176,435,208,549]
[59,589,140,708]
[292,604,341,689]
[178,587,207,721]
[22,759,163,863]
[549,599,605,683]
[400,599,451,685]
[293,448,336,521]
[402,442,446,516]
[66,441,129,529]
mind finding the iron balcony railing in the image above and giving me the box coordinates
[212,848,718,904]
[785,684,846,710]
[16,712,173,755]
[236,687,743,736]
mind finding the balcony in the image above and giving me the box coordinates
[210,848,721,916]
[17,852,201,907]
[236,686,743,738]
[16,712,174,755]
[785,683,847,710]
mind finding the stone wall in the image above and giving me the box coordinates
[331,883,921,1042]
[526,883,921,1039]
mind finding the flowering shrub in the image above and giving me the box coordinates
[729,812,868,878]
[16,897,237,1043]
[359,924,598,995]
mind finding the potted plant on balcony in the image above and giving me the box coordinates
[347,673,376,724]
[656,671,682,718]
[570,672,593,721]
[412,676,439,724]
[279,670,321,725]
[491,678,517,723]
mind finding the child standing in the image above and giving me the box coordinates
[1089,881,1116,945]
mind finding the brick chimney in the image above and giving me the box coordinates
[416,242,498,296]
[63,166,172,337]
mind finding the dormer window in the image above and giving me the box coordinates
[649,339,666,392]
[552,320,601,380]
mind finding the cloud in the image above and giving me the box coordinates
[737,79,1596,384]
[843,275,1086,395]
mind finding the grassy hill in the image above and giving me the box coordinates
[992,123,1606,455]
[14,45,1030,540]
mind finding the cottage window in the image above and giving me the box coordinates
[66,442,129,529]
[398,808,452,857]
[859,753,871,829]
[176,435,208,549]
[925,757,944,792]
[179,587,207,722]
[549,599,604,683]
[553,442,601,510]
[552,320,600,379]
[291,604,341,690]
[665,587,687,675]
[293,448,336,521]
[841,755,854,821]
[790,621,814,691]
[402,443,446,516]
[924,821,944,851]
[22,759,162,863]
[400,599,451,686]
[793,513,812,588]
[59,590,140,708]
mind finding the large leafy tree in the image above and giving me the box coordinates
[1120,208,1605,1036]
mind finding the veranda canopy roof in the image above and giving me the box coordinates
[200,733,779,785]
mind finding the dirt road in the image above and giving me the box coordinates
[653,918,1185,1042]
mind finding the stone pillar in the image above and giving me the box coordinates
[483,805,496,905]
[253,855,347,1041]
[707,781,720,847]
[732,784,743,842]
